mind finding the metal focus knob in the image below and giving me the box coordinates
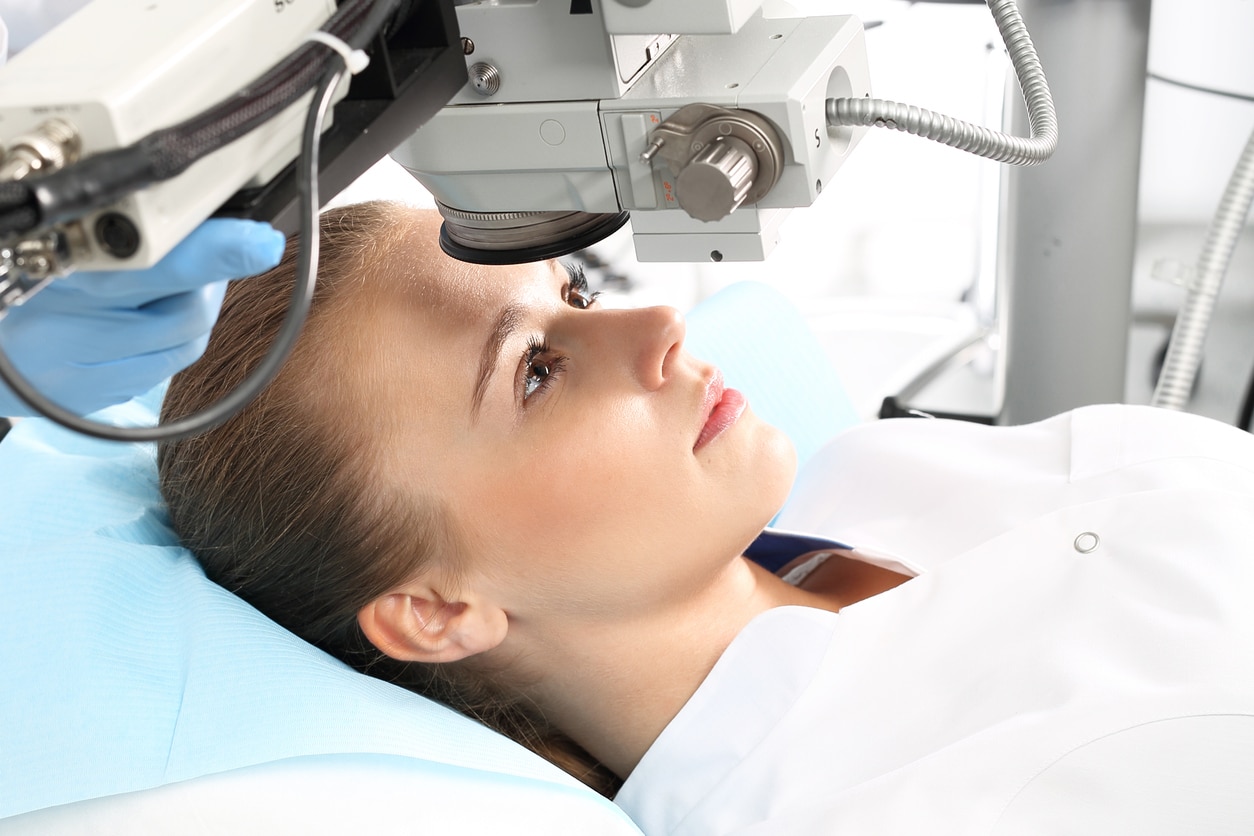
[675,137,757,222]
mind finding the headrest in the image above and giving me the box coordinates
[0,387,635,824]
[0,280,856,823]
[685,280,858,470]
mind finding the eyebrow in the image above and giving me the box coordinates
[471,301,526,420]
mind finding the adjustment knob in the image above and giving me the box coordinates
[675,137,757,222]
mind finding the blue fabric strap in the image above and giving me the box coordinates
[744,528,853,574]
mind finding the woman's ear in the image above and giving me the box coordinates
[358,584,507,664]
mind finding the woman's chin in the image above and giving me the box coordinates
[754,421,800,517]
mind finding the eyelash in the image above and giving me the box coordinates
[521,336,567,402]
[518,265,599,404]
[565,264,601,309]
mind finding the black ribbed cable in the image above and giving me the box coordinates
[0,62,345,442]
[0,0,397,235]
[0,0,405,441]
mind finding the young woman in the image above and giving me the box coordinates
[159,201,1254,834]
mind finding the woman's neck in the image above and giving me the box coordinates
[507,556,837,780]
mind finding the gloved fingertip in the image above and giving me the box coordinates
[196,219,286,277]
[241,225,287,275]
[204,279,230,312]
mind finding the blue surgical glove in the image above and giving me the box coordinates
[0,218,285,417]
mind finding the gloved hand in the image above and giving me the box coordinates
[0,218,284,417]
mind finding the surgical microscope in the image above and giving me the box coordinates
[0,0,1056,443]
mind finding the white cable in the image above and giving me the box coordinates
[305,30,370,75]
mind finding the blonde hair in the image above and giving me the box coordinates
[158,202,620,796]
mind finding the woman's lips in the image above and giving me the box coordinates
[695,371,747,451]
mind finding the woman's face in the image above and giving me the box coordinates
[351,209,795,622]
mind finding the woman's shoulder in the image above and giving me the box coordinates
[1066,403,1254,482]
[790,403,1254,501]
[776,404,1254,568]
[776,409,1076,539]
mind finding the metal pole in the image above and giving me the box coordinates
[997,0,1151,425]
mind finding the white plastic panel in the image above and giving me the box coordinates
[393,100,620,212]
[602,0,765,35]
[1149,0,1254,97]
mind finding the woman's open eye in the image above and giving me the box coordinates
[563,263,600,310]
[518,264,592,405]
[521,336,567,402]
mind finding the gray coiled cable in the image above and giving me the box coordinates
[827,0,1058,167]
[1151,126,1254,412]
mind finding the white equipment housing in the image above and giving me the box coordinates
[0,0,340,272]
[393,1,870,262]
[0,0,870,274]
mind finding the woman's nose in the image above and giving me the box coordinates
[600,305,686,391]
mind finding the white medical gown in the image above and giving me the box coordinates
[615,404,1254,835]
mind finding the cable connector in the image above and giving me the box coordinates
[304,31,370,75]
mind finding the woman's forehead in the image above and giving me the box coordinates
[372,209,554,308]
